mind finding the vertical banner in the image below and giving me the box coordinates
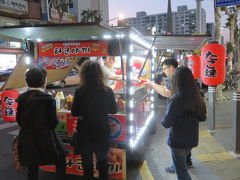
[1,89,19,122]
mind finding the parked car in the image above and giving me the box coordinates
[47,69,80,88]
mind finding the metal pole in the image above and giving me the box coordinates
[208,86,216,130]
[232,91,240,154]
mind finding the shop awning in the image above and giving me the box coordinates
[0,23,119,42]
[144,34,210,50]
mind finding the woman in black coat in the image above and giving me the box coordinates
[161,67,206,180]
[71,61,117,180]
[16,66,67,180]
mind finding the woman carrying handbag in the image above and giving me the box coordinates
[16,66,67,180]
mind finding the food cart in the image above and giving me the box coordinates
[0,23,210,179]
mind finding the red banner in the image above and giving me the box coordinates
[38,41,108,57]
[40,147,126,179]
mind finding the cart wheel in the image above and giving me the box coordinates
[59,81,66,88]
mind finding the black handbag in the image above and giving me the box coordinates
[12,136,26,170]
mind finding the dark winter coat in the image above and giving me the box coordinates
[161,94,206,149]
[16,90,67,166]
[71,87,117,154]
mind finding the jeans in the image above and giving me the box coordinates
[81,151,109,180]
[28,156,66,180]
[171,148,192,180]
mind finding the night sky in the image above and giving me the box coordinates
[109,0,214,23]
[109,0,230,42]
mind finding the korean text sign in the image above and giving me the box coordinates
[38,41,108,57]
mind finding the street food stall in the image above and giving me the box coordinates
[0,23,157,179]
[0,23,210,179]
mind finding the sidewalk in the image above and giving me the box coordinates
[153,90,240,180]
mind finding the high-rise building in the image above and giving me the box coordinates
[69,0,109,23]
[118,5,206,35]
[206,22,215,41]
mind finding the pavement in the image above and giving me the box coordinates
[152,89,240,180]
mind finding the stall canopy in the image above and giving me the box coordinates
[0,23,119,42]
[0,24,210,90]
[144,34,210,50]
[0,23,209,49]
[0,23,120,90]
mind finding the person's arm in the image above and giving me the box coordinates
[161,97,179,128]
[144,81,171,97]
[198,99,207,122]
[108,74,123,81]
[108,88,117,114]
[47,96,59,129]
[71,89,82,117]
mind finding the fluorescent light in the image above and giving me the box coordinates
[130,126,134,134]
[25,56,31,65]
[129,100,134,108]
[36,38,42,42]
[129,87,134,95]
[130,33,151,49]
[129,113,134,121]
[129,45,133,53]
[103,35,112,39]
[129,111,154,148]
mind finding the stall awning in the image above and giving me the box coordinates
[0,23,119,42]
[144,34,210,50]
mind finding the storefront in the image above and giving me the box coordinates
[0,23,209,179]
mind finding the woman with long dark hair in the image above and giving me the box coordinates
[71,60,117,180]
[161,66,206,180]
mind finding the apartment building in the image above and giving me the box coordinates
[118,5,206,35]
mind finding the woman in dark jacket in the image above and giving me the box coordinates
[16,66,67,180]
[161,67,206,180]
[71,61,117,180]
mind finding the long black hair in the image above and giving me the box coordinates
[79,61,107,108]
[79,60,106,90]
[171,66,206,117]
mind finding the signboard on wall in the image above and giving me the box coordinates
[0,0,28,13]
[40,0,76,23]
[41,0,49,21]
[38,41,108,57]
[215,0,240,7]
[50,8,76,23]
